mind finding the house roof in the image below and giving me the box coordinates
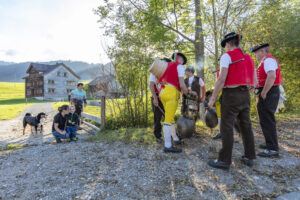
[26,63,80,79]
[88,74,122,93]
[88,74,116,86]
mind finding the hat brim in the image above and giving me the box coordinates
[221,35,239,48]
[172,53,187,65]
[250,43,269,52]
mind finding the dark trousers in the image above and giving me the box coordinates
[75,101,83,125]
[219,87,256,164]
[66,126,77,138]
[151,96,164,139]
[257,86,280,151]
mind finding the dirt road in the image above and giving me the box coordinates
[0,103,299,199]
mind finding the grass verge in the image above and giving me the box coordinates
[0,144,26,152]
[85,127,156,145]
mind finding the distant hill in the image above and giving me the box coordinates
[0,60,114,82]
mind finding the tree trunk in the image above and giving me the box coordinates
[145,72,148,126]
[212,0,219,70]
[194,0,205,120]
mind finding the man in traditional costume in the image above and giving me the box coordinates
[207,32,256,169]
[251,43,283,157]
[158,53,188,153]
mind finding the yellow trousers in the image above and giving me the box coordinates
[215,91,222,118]
[160,85,180,124]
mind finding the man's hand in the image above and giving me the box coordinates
[261,91,267,100]
[153,96,159,107]
[208,96,216,109]
[61,130,66,135]
[200,97,205,103]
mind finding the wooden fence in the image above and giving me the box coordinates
[81,96,105,131]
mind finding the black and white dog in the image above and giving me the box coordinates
[23,112,46,135]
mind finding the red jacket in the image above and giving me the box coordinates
[256,54,283,88]
[158,62,180,91]
[224,48,255,87]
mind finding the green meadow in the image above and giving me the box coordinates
[0,82,40,120]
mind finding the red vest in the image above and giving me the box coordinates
[224,48,255,87]
[158,62,180,91]
[256,54,283,88]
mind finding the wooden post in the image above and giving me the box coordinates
[101,96,106,129]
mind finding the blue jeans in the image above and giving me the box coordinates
[66,126,77,138]
[52,129,69,139]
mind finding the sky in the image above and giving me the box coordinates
[0,0,110,64]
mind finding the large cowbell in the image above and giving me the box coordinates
[204,109,218,128]
[177,116,195,139]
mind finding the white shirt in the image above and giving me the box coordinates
[220,53,232,68]
[149,64,185,82]
[177,64,185,77]
[262,58,278,73]
[188,76,205,90]
[149,73,157,82]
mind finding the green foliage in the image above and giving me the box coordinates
[243,0,300,111]
[95,0,299,130]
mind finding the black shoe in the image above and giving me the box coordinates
[174,140,184,145]
[164,146,182,153]
[257,149,279,157]
[55,137,62,143]
[156,137,163,144]
[193,131,200,135]
[213,133,221,140]
[241,156,254,167]
[259,144,267,149]
[77,127,83,130]
[208,159,230,170]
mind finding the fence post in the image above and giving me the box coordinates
[101,96,106,129]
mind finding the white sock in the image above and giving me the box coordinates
[171,123,179,141]
[163,123,172,148]
[218,118,221,131]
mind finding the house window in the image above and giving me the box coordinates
[38,81,43,86]
[64,72,68,77]
[26,90,31,95]
[57,72,61,77]
[26,82,31,87]
[48,80,55,84]
[48,88,55,93]
[37,89,43,94]
[67,81,75,86]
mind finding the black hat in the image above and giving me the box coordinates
[161,57,172,63]
[171,52,187,65]
[250,43,269,52]
[221,32,241,48]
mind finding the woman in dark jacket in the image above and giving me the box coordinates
[52,105,70,143]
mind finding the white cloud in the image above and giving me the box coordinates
[0,0,111,63]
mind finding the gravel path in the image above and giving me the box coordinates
[0,103,299,199]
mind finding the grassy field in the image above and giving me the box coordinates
[0,82,42,120]
[51,101,103,117]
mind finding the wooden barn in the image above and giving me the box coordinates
[88,75,123,99]
[23,63,80,100]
